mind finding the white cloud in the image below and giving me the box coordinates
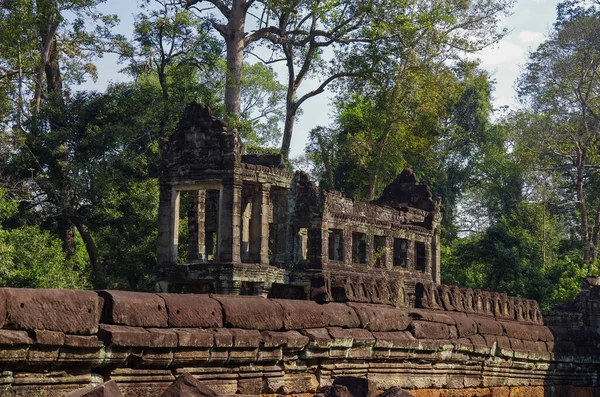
[477,40,525,68]
[518,31,544,45]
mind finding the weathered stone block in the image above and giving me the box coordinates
[139,348,174,367]
[12,370,101,396]
[469,334,487,347]
[329,327,376,347]
[372,331,418,349]
[5,288,99,334]
[161,372,221,397]
[172,348,211,365]
[409,309,457,325]
[213,295,283,330]
[257,347,283,361]
[66,380,123,397]
[64,335,101,348]
[212,329,233,347]
[348,303,410,332]
[26,345,59,367]
[469,315,503,336]
[173,328,213,347]
[57,346,105,367]
[98,325,152,347]
[261,330,309,349]
[229,329,261,348]
[501,322,536,341]
[278,300,360,329]
[410,321,451,340]
[98,290,168,328]
[27,329,64,346]
[301,328,333,348]
[454,316,478,338]
[0,329,32,345]
[237,377,262,394]
[159,294,223,328]
[508,338,526,351]
[280,373,318,393]
[147,328,178,348]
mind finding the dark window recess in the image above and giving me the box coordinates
[416,242,426,271]
[328,229,344,260]
[373,236,387,267]
[393,238,408,267]
[352,232,367,263]
[415,283,425,308]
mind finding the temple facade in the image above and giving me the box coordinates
[153,103,442,307]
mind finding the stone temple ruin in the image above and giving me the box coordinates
[153,102,442,308]
[1,103,600,396]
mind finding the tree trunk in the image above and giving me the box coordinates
[224,0,246,122]
[35,0,61,113]
[367,174,377,201]
[57,215,75,258]
[158,66,169,135]
[45,38,64,131]
[576,146,591,266]
[281,40,297,158]
[72,217,106,288]
[281,101,296,159]
[158,68,169,101]
[16,41,24,129]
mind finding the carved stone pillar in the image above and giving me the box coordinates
[431,228,441,284]
[218,182,241,263]
[309,227,325,268]
[273,189,290,265]
[157,184,180,265]
[366,234,374,267]
[187,189,206,262]
[385,236,394,270]
[249,183,270,265]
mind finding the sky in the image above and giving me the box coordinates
[81,0,562,158]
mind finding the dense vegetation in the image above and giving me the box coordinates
[0,0,598,308]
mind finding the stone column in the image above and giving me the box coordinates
[249,183,270,265]
[431,228,441,284]
[407,240,415,271]
[309,226,325,268]
[366,234,374,267]
[240,189,252,262]
[218,182,241,263]
[187,189,206,262]
[344,227,352,264]
[385,236,394,270]
[157,184,180,265]
[273,190,290,265]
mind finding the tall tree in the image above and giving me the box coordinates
[129,0,221,133]
[184,0,512,157]
[517,5,600,266]
[0,0,129,286]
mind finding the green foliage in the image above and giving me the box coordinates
[93,179,158,290]
[202,60,287,148]
[513,2,600,267]
[441,202,580,308]
[0,188,90,289]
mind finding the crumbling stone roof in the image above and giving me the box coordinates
[376,169,438,212]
